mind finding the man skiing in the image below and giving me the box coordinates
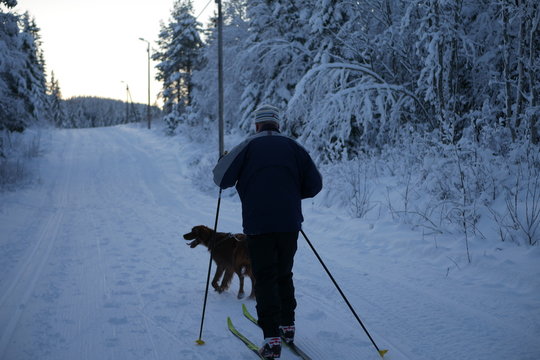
[213,104,322,359]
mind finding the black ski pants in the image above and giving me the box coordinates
[247,231,298,338]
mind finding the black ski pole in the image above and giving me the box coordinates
[300,229,388,358]
[195,188,223,345]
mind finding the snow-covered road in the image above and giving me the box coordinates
[1,124,538,360]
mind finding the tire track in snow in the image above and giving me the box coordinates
[0,133,74,358]
[55,126,242,360]
[105,127,244,360]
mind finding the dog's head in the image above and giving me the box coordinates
[183,225,213,248]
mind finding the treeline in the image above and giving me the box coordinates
[156,0,539,155]
[60,96,159,129]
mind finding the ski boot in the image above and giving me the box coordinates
[259,337,281,359]
[279,325,295,344]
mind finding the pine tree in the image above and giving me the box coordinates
[47,71,66,127]
[153,0,203,121]
[1,0,28,132]
[1,3,50,133]
[19,12,49,124]
[1,0,16,7]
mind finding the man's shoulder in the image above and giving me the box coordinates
[248,131,299,146]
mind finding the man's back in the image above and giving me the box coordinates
[214,130,322,235]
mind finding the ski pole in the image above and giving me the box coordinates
[195,188,223,345]
[300,229,388,358]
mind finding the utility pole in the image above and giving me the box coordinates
[196,3,225,345]
[139,37,151,129]
[216,0,224,156]
[121,81,129,124]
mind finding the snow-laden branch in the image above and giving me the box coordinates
[290,62,426,117]
[286,61,427,160]
[246,38,311,58]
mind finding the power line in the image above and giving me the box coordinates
[195,0,214,21]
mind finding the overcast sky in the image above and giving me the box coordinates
[14,0,215,105]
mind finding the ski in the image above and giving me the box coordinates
[227,317,270,360]
[242,304,312,360]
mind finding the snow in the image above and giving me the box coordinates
[1,122,539,360]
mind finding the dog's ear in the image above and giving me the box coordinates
[198,225,212,241]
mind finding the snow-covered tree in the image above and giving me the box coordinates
[47,71,67,127]
[19,12,48,124]
[283,1,421,158]
[1,0,28,132]
[189,0,249,132]
[153,0,203,123]
[235,0,313,130]
[1,4,49,134]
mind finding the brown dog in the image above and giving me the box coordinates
[183,225,255,299]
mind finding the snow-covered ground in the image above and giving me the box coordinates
[1,123,539,360]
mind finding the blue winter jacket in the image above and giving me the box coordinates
[213,128,322,235]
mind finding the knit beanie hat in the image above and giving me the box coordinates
[254,104,280,125]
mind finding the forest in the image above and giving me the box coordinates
[154,0,539,251]
[155,1,538,147]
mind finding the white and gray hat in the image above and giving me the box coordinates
[254,104,280,125]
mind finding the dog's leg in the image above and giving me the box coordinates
[212,265,225,292]
[248,270,256,299]
[219,269,234,293]
[236,270,245,299]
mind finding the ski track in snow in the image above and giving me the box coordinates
[0,123,539,360]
